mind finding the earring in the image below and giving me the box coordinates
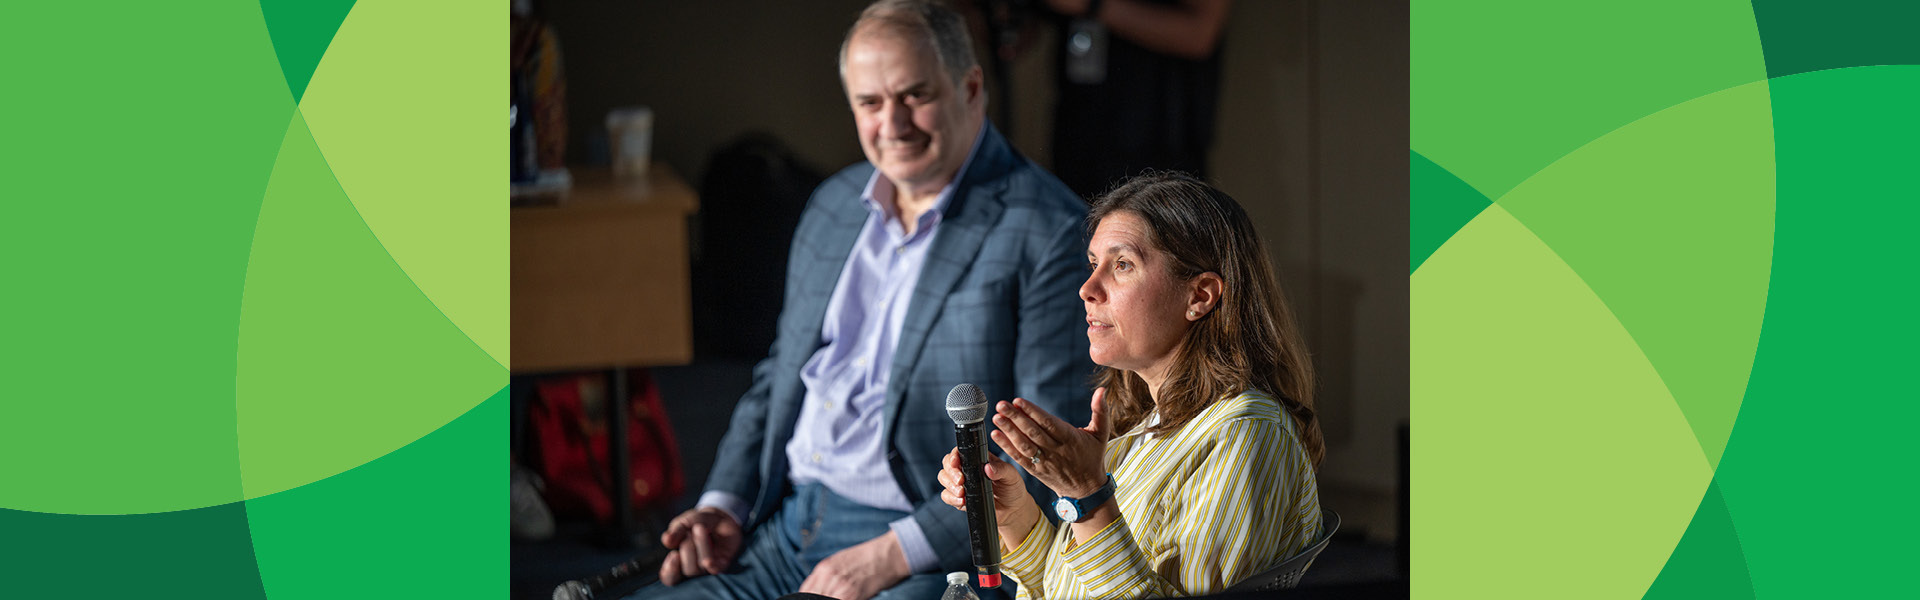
[1188,310,1199,318]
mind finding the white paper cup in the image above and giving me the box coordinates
[606,106,653,177]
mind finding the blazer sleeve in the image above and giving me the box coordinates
[1015,215,1098,418]
[699,350,778,511]
[1012,215,1099,518]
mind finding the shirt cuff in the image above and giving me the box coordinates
[888,516,940,574]
[696,490,752,527]
[1002,517,1054,580]
[1061,514,1152,597]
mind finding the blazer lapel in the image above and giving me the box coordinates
[882,125,1015,440]
[786,186,872,356]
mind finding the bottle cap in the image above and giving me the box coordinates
[947,572,970,586]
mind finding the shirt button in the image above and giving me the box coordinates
[895,246,905,255]
[854,357,868,367]
[811,453,822,464]
[823,401,834,411]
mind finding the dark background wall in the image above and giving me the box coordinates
[541,0,1407,543]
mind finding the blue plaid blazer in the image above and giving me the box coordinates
[704,123,1096,573]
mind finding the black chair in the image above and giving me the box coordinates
[1223,508,1341,593]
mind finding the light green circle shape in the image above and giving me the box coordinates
[299,1,506,368]
[1413,205,1709,599]
[1497,80,1776,469]
[235,110,504,501]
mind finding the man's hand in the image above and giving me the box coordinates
[796,530,911,600]
[657,506,743,586]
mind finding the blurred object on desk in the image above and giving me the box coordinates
[514,2,568,168]
[607,106,654,178]
[511,167,573,201]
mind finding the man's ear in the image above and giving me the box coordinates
[963,65,985,107]
[1188,272,1224,320]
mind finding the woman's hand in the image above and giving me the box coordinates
[940,446,1043,550]
[994,387,1113,499]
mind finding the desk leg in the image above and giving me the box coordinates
[609,367,636,548]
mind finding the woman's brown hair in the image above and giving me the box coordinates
[1089,171,1323,466]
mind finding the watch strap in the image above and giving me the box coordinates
[1064,474,1115,522]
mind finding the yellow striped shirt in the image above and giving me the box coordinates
[1001,389,1320,598]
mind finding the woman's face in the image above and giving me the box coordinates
[1081,212,1195,383]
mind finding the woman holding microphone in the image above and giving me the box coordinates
[939,172,1324,598]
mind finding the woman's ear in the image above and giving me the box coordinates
[1188,272,1224,320]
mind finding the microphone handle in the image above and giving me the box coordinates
[553,551,655,600]
[956,423,1003,579]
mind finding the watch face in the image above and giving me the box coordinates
[1054,497,1079,522]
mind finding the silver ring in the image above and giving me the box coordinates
[1030,452,1042,463]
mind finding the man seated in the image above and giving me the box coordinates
[629,1,1094,599]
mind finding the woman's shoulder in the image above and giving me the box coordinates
[1198,392,1316,480]
[1186,389,1294,438]
[1160,390,1312,480]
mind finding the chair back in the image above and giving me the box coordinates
[1223,508,1340,593]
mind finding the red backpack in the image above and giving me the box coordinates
[529,369,685,522]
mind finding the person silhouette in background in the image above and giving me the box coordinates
[1044,0,1231,197]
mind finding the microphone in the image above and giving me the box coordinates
[946,383,1003,588]
[551,551,657,600]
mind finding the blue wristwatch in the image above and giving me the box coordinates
[1053,474,1115,523]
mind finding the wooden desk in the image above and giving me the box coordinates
[513,165,699,546]
[512,165,698,372]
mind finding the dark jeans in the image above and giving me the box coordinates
[626,484,949,600]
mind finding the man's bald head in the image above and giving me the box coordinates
[838,0,978,86]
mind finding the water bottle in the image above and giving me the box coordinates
[941,572,981,600]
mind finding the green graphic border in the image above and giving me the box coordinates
[1,1,501,596]
[7,0,1915,597]
[1414,1,1918,598]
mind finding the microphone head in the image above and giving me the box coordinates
[945,383,988,425]
[553,581,592,600]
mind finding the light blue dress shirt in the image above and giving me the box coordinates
[699,127,986,573]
